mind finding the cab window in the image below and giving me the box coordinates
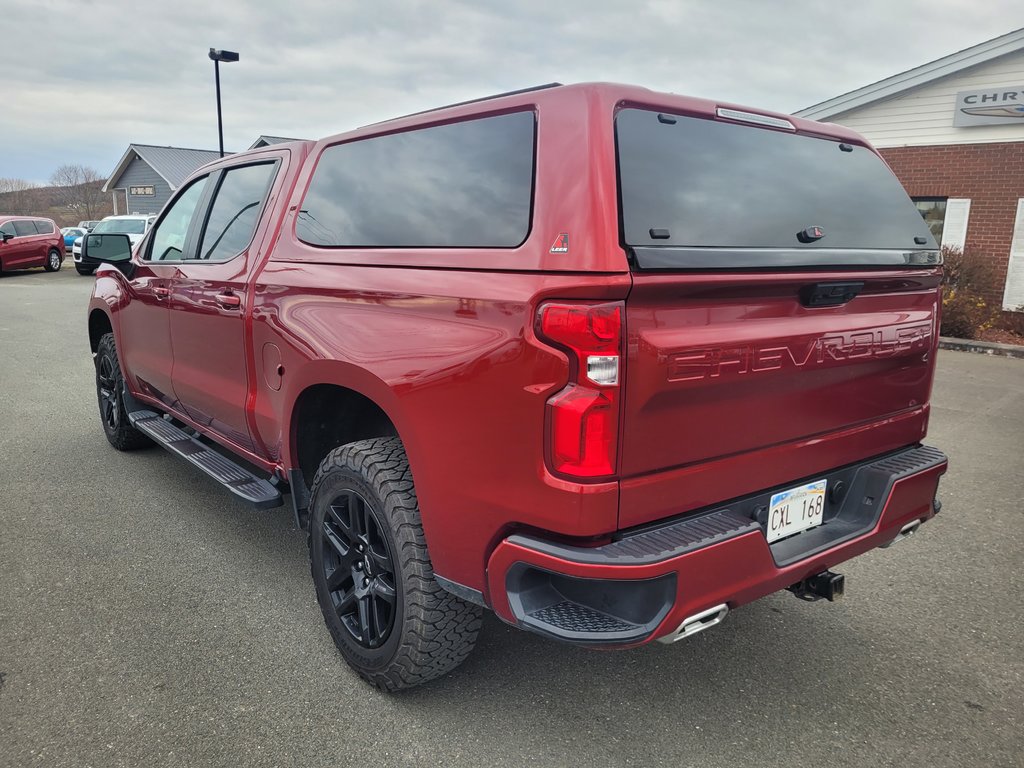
[146,178,208,261]
[196,163,277,262]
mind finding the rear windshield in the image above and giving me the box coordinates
[94,218,146,235]
[616,108,936,252]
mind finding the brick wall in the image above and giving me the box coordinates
[879,141,1024,308]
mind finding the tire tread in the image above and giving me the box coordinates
[96,333,151,451]
[309,437,482,691]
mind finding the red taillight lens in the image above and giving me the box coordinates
[537,302,623,479]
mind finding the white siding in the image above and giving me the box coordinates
[827,51,1024,148]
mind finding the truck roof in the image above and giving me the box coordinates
[326,81,867,147]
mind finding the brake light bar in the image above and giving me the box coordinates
[716,107,795,131]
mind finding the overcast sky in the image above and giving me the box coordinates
[3,0,1021,183]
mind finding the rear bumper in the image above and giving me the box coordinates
[486,445,946,647]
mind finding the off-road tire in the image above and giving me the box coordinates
[308,437,482,691]
[95,333,151,451]
[44,248,62,272]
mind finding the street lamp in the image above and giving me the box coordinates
[208,48,240,158]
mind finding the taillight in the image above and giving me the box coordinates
[536,302,623,479]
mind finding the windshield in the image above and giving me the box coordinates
[94,218,146,235]
[616,108,936,252]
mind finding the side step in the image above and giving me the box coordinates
[128,410,283,509]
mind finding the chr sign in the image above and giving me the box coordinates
[953,88,1024,127]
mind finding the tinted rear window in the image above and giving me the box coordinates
[297,111,535,248]
[616,108,935,251]
[34,220,54,234]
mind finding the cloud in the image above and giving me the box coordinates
[0,0,1019,181]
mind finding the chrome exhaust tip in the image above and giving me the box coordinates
[658,603,729,644]
[881,518,923,548]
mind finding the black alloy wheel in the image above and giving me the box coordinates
[94,333,151,451]
[320,490,397,649]
[308,437,482,690]
[96,351,121,434]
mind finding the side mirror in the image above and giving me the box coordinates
[1,231,13,243]
[83,233,133,264]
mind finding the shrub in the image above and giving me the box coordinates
[996,306,1024,337]
[940,247,998,339]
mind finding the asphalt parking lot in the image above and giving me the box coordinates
[0,266,1021,768]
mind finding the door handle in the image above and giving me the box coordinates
[153,286,170,299]
[216,292,242,309]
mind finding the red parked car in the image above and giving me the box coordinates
[0,216,64,272]
[84,82,947,690]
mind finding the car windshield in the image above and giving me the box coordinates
[94,219,146,234]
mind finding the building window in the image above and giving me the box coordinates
[129,185,155,196]
[913,198,947,244]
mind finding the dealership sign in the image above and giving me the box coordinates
[953,88,1024,127]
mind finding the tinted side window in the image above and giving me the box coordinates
[298,111,535,248]
[197,163,277,261]
[13,220,37,237]
[147,177,208,261]
[34,220,55,234]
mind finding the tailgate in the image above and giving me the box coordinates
[620,270,940,526]
[614,105,942,528]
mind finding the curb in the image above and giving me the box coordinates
[939,336,1024,359]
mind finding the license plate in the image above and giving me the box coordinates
[766,479,827,543]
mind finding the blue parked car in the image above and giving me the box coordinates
[60,227,87,254]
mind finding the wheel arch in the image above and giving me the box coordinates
[288,381,403,488]
[88,307,114,353]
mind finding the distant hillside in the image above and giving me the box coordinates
[0,180,113,226]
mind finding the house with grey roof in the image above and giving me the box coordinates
[102,144,224,215]
[249,135,305,149]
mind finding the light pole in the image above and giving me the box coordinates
[208,48,239,157]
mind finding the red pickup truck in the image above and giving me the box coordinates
[85,82,947,691]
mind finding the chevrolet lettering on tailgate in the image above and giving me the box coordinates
[666,321,933,382]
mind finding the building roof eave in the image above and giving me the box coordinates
[795,27,1024,120]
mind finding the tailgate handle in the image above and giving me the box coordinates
[800,281,864,308]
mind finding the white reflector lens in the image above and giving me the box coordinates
[716,107,795,131]
[586,355,619,386]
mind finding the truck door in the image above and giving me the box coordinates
[166,159,283,456]
[118,176,210,409]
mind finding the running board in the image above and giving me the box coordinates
[128,410,283,509]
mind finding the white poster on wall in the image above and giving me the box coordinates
[1002,198,1024,311]
[942,198,971,252]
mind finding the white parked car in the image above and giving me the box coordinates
[73,215,155,275]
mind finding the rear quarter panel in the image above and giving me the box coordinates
[252,266,630,594]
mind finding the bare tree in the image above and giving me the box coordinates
[0,177,40,214]
[49,164,107,220]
